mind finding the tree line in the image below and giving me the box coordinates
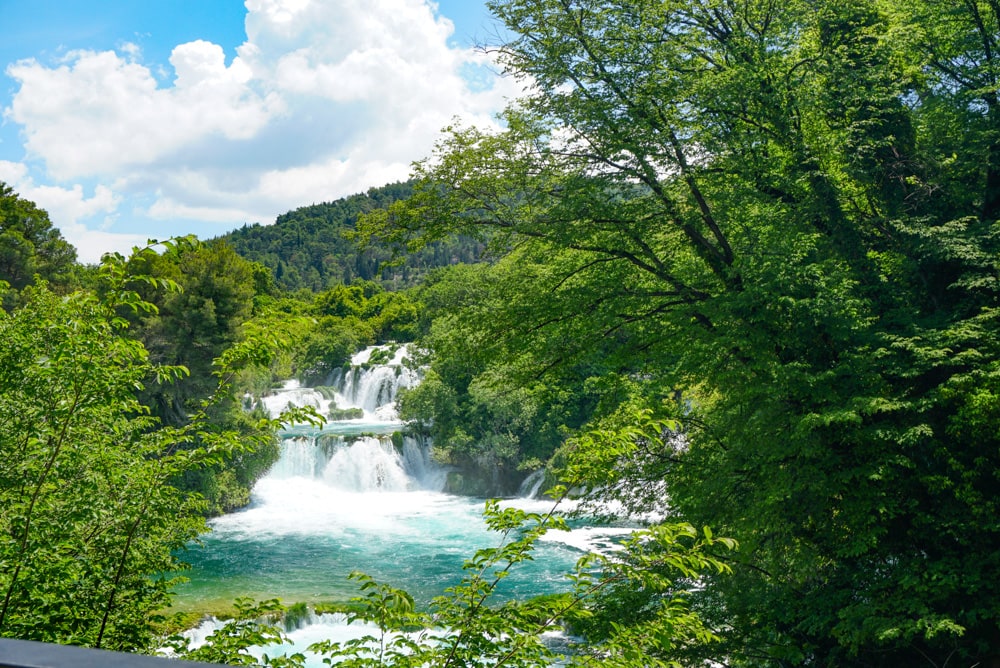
[217,182,488,292]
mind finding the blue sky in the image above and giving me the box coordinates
[0,1,513,262]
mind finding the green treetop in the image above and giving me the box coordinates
[357,0,1000,664]
[0,182,77,308]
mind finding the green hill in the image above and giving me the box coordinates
[217,182,485,292]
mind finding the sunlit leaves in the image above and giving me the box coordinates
[354,0,1000,664]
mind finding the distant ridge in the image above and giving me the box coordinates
[217,182,485,292]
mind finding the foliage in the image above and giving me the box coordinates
[0,181,77,309]
[218,182,486,292]
[355,0,1000,664]
[126,238,260,421]
[118,238,309,515]
[294,280,419,385]
[396,260,625,493]
[0,242,319,651]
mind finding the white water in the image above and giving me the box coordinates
[266,435,444,493]
[178,345,629,664]
[258,344,417,424]
[517,469,547,498]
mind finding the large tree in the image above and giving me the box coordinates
[0,246,302,651]
[128,240,260,424]
[359,0,1000,664]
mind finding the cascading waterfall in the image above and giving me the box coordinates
[517,469,547,499]
[269,433,446,493]
[254,345,442,494]
[260,363,416,425]
[177,345,625,664]
[329,366,418,418]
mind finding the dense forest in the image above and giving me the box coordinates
[4,0,1000,665]
[217,182,487,292]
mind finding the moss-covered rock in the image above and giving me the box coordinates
[328,406,364,420]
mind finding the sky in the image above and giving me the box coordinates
[0,0,518,263]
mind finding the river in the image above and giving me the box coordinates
[173,345,629,662]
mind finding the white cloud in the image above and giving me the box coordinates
[2,0,520,257]
[120,41,142,60]
[6,44,279,180]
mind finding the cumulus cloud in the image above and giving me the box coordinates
[2,0,519,256]
[6,43,279,180]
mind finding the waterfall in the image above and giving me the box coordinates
[333,365,418,417]
[327,346,418,419]
[265,433,444,493]
[267,436,327,478]
[261,344,418,423]
[517,469,547,499]
[259,382,326,417]
[253,344,444,496]
[180,342,609,660]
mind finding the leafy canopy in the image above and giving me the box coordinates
[356,0,1000,665]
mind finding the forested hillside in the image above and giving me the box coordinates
[218,182,487,291]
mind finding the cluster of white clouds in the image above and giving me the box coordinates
[1,0,519,262]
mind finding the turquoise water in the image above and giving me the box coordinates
[172,412,600,611]
[171,366,631,664]
[174,475,587,610]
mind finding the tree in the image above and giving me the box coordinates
[0,182,77,309]
[0,245,318,651]
[127,240,260,421]
[396,259,622,494]
[112,239,286,516]
[358,0,1000,664]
